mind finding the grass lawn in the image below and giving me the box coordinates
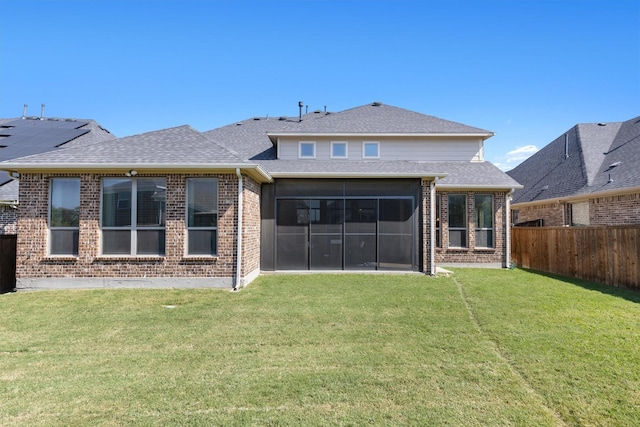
[1,269,638,426]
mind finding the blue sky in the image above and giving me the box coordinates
[1,0,638,170]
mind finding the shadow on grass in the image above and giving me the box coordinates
[518,268,640,304]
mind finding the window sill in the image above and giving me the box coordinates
[181,255,219,261]
[95,256,165,262]
[44,255,78,261]
[474,247,496,252]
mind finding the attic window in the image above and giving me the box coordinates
[363,141,379,159]
[299,141,316,159]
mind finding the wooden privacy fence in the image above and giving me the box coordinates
[0,234,17,293]
[511,226,639,291]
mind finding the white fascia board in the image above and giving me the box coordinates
[0,163,274,183]
[269,172,449,179]
[436,184,524,191]
[268,132,494,144]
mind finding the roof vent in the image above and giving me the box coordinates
[597,123,607,126]
[608,161,622,169]
[278,116,287,121]
[236,123,242,126]
[253,117,261,121]
[313,110,321,114]
[372,101,383,107]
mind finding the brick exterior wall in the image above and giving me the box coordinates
[513,202,565,226]
[435,190,507,266]
[16,172,261,286]
[590,192,640,225]
[421,180,433,274]
[513,191,640,227]
[0,205,17,234]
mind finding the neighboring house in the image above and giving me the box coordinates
[0,114,115,234]
[508,115,640,226]
[0,102,521,290]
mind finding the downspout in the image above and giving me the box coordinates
[234,168,243,290]
[429,177,439,275]
[505,188,514,268]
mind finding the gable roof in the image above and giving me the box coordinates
[1,125,271,183]
[265,102,494,140]
[2,102,518,190]
[508,116,640,205]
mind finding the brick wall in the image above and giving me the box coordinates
[421,180,433,274]
[590,192,640,225]
[513,202,565,226]
[16,172,260,285]
[435,190,507,266]
[0,205,17,234]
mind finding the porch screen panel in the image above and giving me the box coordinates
[379,199,413,270]
[344,199,377,270]
[276,199,309,270]
[309,199,343,269]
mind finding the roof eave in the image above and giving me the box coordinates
[436,183,524,190]
[269,172,449,179]
[267,132,494,144]
[0,163,274,183]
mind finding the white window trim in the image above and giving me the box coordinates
[362,141,380,159]
[185,178,219,257]
[299,141,316,159]
[330,141,348,159]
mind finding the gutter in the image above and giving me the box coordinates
[429,177,439,275]
[234,168,243,291]
[0,163,273,183]
[505,188,514,269]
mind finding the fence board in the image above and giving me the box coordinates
[511,226,640,291]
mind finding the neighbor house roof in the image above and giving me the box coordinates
[0,116,115,201]
[507,115,640,205]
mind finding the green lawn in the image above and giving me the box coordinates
[1,270,638,426]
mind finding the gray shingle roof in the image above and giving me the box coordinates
[508,116,640,204]
[2,125,246,166]
[269,102,493,135]
[3,102,517,192]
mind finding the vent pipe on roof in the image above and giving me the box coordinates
[40,104,45,120]
[298,101,303,122]
[22,104,28,119]
[564,134,569,159]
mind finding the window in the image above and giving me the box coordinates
[187,178,218,255]
[101,178,166,255]
[50,178,80,255]
[448,194,467,247]
[363,141,379,158]
[299,141,316,158]
[474,194,494,248]
[331,141,348,159]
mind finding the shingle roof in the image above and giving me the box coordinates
[3,102,517,191]
[2,125,246,166]
[508,116,640,204]
[268,102,493,136]
[257,159,520,188]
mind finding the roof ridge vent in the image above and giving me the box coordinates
[372,101,383,107]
